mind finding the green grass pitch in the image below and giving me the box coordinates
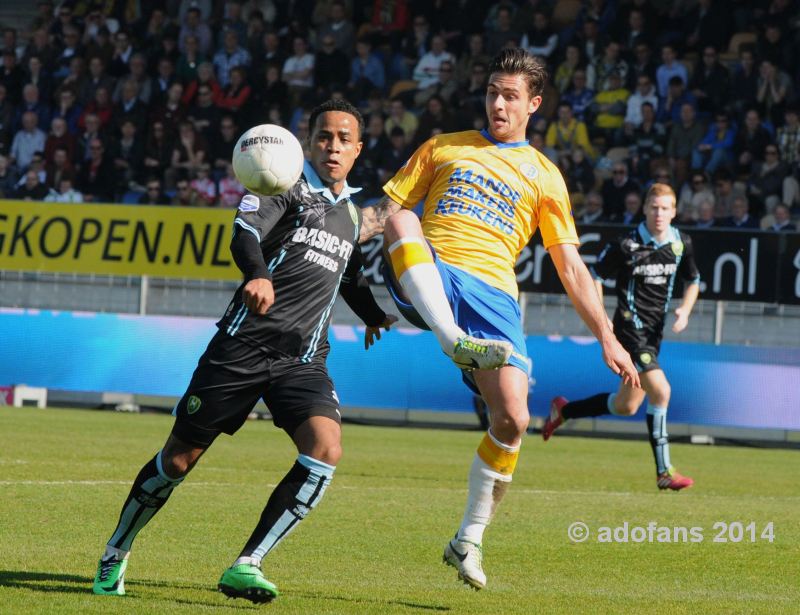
[1,407,798,614]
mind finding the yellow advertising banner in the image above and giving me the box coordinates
[0,200,241,280]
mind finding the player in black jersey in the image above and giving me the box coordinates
[92,100,397,602]
[542,183,701,491]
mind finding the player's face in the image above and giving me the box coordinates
[309,110,363,193]
[645,194,676,236]
[485,73,540,142]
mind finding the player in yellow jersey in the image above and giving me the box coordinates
[359,48,639,590]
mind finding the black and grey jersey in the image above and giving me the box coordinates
[592,222,700,333]
[217,166,383,361]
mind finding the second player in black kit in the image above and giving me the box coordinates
[542,183,701,491]
[92,100,397,603]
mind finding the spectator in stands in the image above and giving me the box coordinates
[251,30,285,78]
[520,10,557,61]
[111,119,145,194]
[216,66,251,118]
[712,169,740,218]
[15,83,50,133]
[81,57,116,107]
[722,194,759,228]
[142,120,173,183]
[85,26,115,69]
[776,106,800,168]
[561,69,594,122]
[316,1,356,56]
[247,63,285,126]
[658,75,696,125]
[627,102,666,181]
[610,190,645,226]
[0,83,11,155]
[399,14,432,79]
[114,79,148,133]
[44,175,82,202]
[561,146,596,196]
[616,6,651,55]
[80,85,114,132]
[10,110,46,172]
[172,176,200,206]
[378,126,411,186]
[44,145,73,189]
[176,34,206,85]
[182,61,221,108]
[214,28,252,89]
[756,59,792,126]
[576,191,606,224]
[624,74,658,131]
[678,169,714,222]
[218,162,245,207]
[667,103,704,186]
[0,154,17,196]
[190,164,216,206]
[25,55,52,105]
[765,203,797,231]
[587,41,628,93]
[23,28,57,73]
[54,26,84,81]
[413,94,456,146]
[756,21,793,74]
[138,176,170,205]
[0,50,25,106]
[575,18,605,65]
[485,5,518,55]
[384,97,417,141]
[50,88,82,137]
[108,30,135,79]
[314,35,350,94]
[150,57,177,107]
[734,109,773,176]
[655,45,687,99]
[78,112,104,162]
[602,161,641,220]
[179,6,213,56]
[730,46,758,118]
[282,36,314,105]
[414,59,457,109]
[78,138,115,203]
[14,168,48,200]
[188,83,221,141]
[693,198,717,228]
[692,112,735,175]
[684,0,731,53]
[452,61,489,125]
[546,102,596,162]
[349,38,386,104]
[113,53,151,105]
[412,34,455,90]
[590,70,629,144]
[553,44,583,95]
[218,0,248,47]
[210,115,239,179]
[353,113,390,200]
[749,144,794,214]
[167,121,208,189]
[689,45,730,116]
[455,33,490,89]
[628,41,657,88]
[44,117,76,164]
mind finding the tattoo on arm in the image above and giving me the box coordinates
[359,196,402,243]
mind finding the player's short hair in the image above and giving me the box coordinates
[309,98,365,140]
[488,48,547,98]
[644,183,676,209]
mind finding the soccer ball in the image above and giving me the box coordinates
[232,124,304,196]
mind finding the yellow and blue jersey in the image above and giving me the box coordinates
[383,129,579,298]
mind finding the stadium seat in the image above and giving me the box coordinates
[552,0,581,29]
[389,80,419,99]
[727,32,757,55]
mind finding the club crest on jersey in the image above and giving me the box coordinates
[238,194,260,212]
[187,395,202,414]
[519,162,538,179]
[639,352,652,365]
[671,241,684,256]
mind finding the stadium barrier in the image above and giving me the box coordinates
[0,309,798,443]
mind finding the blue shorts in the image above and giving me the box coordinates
[383,250,528,393]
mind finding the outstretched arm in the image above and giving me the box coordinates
[359,195,403,243]
[549,242,640,388]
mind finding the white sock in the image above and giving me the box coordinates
[103,545,130,561]
[457,452,515,544]
[389,238,464,355]
[233,555,261,568]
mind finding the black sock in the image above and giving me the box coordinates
[107,452,183,552]
[561,393,611,420]
[239,456,334,562]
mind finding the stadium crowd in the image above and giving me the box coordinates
[0,0,798,231]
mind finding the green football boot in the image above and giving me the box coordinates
[92,556,127,596]
[218,564,279,604]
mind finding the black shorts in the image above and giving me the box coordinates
[613,317,663,374]
[172,330,341,447]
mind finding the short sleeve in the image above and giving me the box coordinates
[538,170,579,249]
[382,137,436,209]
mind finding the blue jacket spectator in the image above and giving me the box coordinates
[692,113,736,174]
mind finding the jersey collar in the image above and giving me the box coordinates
[479,128,529,149]
[637,221,679,248]
[302,160,362,204]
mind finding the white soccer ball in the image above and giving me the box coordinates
[232,124,304,196]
